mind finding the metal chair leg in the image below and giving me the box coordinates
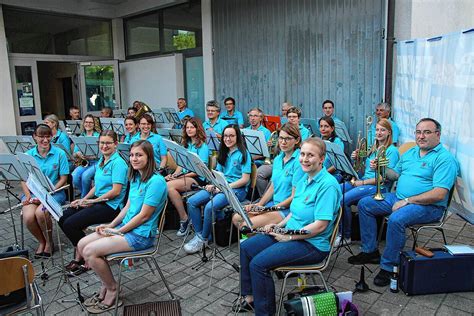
[114,259,124,316]
[152,257,174,299]
[277,273,290,316]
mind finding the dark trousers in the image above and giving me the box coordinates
[59,202,118,246]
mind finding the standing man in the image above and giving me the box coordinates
[220,97,244,128]
[348,118,458,287]
[69,106,81,120]
[367,102,400,146]
[203,100,228,139]
[177,97,194,121]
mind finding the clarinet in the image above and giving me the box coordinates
[247,205,283,213]
[240,226,310,235]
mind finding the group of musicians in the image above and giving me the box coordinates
[18,98,458,315]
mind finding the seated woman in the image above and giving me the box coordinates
[235,138,342,315]
[22,124,69,258]
[336,118,400,246]
[184,124,251,254]
[59,130,128,275]
[44,114,72,154]
[71,114,101,198]
[123,116,139,144]
[319,116,344,182]
[131,114,167,172]
[232,123,303,229]
[127,107,136,117]
[77,140,167,313]
[165,117,209,237]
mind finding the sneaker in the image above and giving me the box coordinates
[374,269,391,287]
[176,219,190,237]
[348,250,381,265]
[334,235,352,248]
[183,235,207,254]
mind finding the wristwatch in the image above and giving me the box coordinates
[404,197,410,204]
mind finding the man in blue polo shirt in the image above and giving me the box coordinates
[176,97,194,121]
[245,107,272,166]
[220,97,244,128]
[367,102,400,146]
[203,100,228,138]
[348,118,458,287]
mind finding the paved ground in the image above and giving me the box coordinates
[0,187,473,316]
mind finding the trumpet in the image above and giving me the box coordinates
[352,116,373,174]
[373,145,389,201]
[246,205,283,213]
[240,226,310,235]
[264,131,279,165]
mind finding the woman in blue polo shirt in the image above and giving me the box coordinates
[235,137,342,315]
[184,124,251,254]
[165,117,209,237]
[319,116,345,182]
[335,118,400,246]
[123,116,138,144]
[77,140,167,313]
[22,124,69,258]
[59,130,128,275]
[44,114,72,154]
[71,114,101,197]
[132,113,167,172]
[233,123,303,229]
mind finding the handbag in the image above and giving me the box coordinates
[283,291,339,316]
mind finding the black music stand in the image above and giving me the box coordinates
[161,107,181,126]
[53,143,74,162]
[300,118,319,136]
[117,143,131,163]
[0,135,35,154]
[157,128,171,139]
[65,120,82,136]
[206,131,221,152]
[151,109,166,124]
[0,154,29,249]
[70,136,100,159]
[241,129,270,158]
[100,118,126,136]
[335,120,352,143]
[17,153,55,192]
[168,129,183,144]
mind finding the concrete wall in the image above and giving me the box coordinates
[395,0,474,41]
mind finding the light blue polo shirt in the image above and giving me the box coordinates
[52,130,71,154]
[122,173,167,237]
[26,145,69,185]
[286,168,342,252]
[73,131,100,153]
[123,132,137,144]
[216,148,252,186]
[203,118,229,135]
[245,124,272,142]
[280,116,288,124]
[362,144,399,180]
[131,132,167,166]
[184,141,209,179]
[220,110,244,126]
[394,143,458,207]
[368,118,400,146]
[94,151,128,210]
[271,149,304,204]
[323,137,344,168]
[299,124,311,140]
[177,108,194,121]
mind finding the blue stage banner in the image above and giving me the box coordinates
[393,29,474,223]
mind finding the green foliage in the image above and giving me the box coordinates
[172,32,196,50]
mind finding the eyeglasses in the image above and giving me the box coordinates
[84,121,94,124]
[206,110,217,113]
[36,135,51,140]
[223,135,236,139]
[225,103,234,106]
[414,130,438,136]
[278,136,295,142]
[98,141,115,146]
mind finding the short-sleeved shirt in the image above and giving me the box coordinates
[299,124,312,140]
[73,131,100,153]
[368,118,400,145]
[394,143,458,207]
[220,110,244,126]
[26,145,69,186]
[177,108,194,121]
[122,173,167,237]
[245,124,272,142]
[94,151,128,210]
[286,168,342,251]
[323,137,345,168]
[52,130,71,154]
[184,141,209,181]
[331,115,344,126]
[123,132,138,144]
[131,132,167,166]
[203,118,229,136]
[271,149,304,204]
[216,149,252,186]
[362,144,399,181]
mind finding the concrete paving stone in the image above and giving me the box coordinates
[379,290,411,307]
[400,302,437,316]
[368,299,403,315]
[180,295,213,314]
[454,291,474,300]
[203,298,235,315]
[172,283,203,299]
[435,304,472,316]
[442,292,474,313]
[196,285,229,302]
[351,290,383,305]
[408,293,446,309]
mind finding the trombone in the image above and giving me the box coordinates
[373,145,389,200]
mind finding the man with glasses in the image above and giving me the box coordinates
[203,100,228,138]
[286,106,311,140]
[348,118,458,287]
[245,107,272,166]
[220,97,244,128]
[367,102,400,146]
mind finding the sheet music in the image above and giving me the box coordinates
[241,129,270,157]
[157,128,171,139]
[26,174,63,221]
[150,109,166,124]
[161,107,181,125]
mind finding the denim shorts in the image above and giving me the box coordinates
[116,223,155,251]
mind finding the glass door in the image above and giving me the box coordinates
[78,60,121,114]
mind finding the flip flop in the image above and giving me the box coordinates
[84,293,103,307]
[86,299,123,314]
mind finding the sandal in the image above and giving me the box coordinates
[65,260,84,272]
[84,293,103,307]
[68,265,91,277]
[86,299,123,314]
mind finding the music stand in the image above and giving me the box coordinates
[58,121,67,132]
[53,144,74,162]
[0,154,28,249]
[300,118,319,136]
[241,129,270,158]
[263,115,281,132]
[113,109,127,118]
[157,128,171,139]
[100,118,126,136]
[70,136,100,159]
[17,153,55,192]
[335,120,352,143]
[161,107,181,125]
[168,129,183,144]
[0,136,36,154]
[117,143,131,163]
[65,120,82,136]
[206,131,221,152]
[151,108,166,124]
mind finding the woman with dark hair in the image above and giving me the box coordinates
[127,107,137,117]
[77,140,167,313]
[184,124,251,254]
[319,116,344,180]
[123,116,139,144]
[131,114,167,170]
[72,114,101,197]
[233,123,303,229]
[235,138,342,315]
[44,114,72,154]
[60,130,128,275]
[165,117,209,236]
[22,124,69,258]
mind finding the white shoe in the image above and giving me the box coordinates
[334,235,352,248]
[183,235,207,254]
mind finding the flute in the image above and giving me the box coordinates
[247,205,283,213]
[240,226,310,235]
[62,198,109,209]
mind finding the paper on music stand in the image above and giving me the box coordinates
[0,154,28,182]
[17,153,55,192]
[0,136,35,154]
[300,118,319,136]
[53,143,74,161]
[335,120,352,143]
[206,131,221,152]
[241,129,270,157]
[117,143,131,163]
[26,174,63,221]
[65,120,82,136]
[324,141,358,179]
[70,136,100,158]
[100,118,126,136]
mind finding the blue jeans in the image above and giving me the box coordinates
[357,193,444,272]
[187,188,247,240]
[72,162,97,198]
[339,182,378,238]
[240,234,328,316]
